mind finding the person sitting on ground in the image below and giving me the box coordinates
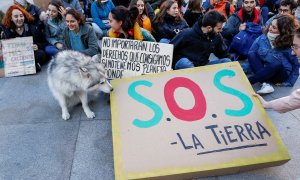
[63,9,99,56]
[170,10,231,69]
[253,27,300,112]
[129,0,152,32]
[222,0,263,44]
[90,0,115,38]
[107,6,155,41]
[2,5,48,72]
[209,0,235,19]
[14,0,45,27]
[265,0,297,27]
[248,14,300,94]
[183,0,204,27]
[152,0,188,43]
[61,0,84,14]
[44,0,67,57]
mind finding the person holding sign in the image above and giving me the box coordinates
[254,27,300,113]
[44,0,67,57]
[63,9,99,57]
[152,0,189,43]
[248,15,300,94]
[170,10,231,69]
[2,5,48,72]
[107,6,155,41]
[129,0,153,32]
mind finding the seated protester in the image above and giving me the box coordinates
[210,0,235,19]
[61,0,84,14]
[2,5,48,72]
[14,0,43,27]
[152,0,189,43]
[170,10,231,69]
[222,0,263,45]
[265,0,297,27]
[254,28,300,112]
[248,15,300,94]
[107,6,155,41]
[63,9,99,56]
[129,0,152,32]
[260,0,281,25]
[79,0,90,18]
[183,0,204,27]
[44,0,67,57]
[90,0,115,38]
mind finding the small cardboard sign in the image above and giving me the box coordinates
[110,62,290,180]
[1,37,36,77]
[101,37,173,79]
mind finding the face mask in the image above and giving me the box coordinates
[267,32,279,42]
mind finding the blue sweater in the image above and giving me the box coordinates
[91,0,115,30]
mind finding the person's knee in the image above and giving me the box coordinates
[175,58,194,70]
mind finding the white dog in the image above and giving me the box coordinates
[48,50,113,120]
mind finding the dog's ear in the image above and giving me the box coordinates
[79,67,90,78]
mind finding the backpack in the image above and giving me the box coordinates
[229,22,263,58]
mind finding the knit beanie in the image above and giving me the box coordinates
[15,0,27,7]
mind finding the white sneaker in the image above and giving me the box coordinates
[257,83,274,94]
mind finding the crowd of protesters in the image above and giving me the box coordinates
[1,0,300,97]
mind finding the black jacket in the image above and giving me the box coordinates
[152,14,188,41]
[6,23,47,50]
[170,20,228,68]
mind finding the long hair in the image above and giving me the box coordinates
[153,0,182,25]
[268,14,299,48]
[187,0,202,12]
[110,6,139,32]
[129,0,149,27]
[65,8,85,25]
[48,0,65,20]
[2,5,34,28]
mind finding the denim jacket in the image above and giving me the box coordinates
[248,34,300,86]
[44,17,67,46]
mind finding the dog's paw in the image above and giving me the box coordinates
[85,111,95,119]
[62,113,70,120]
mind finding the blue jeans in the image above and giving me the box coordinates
[45,45,59,57]
[175,57,231,70]
[248,52,288,84]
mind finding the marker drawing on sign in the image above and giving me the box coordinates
[197,143,268,155]
[176,133,205,150]
[214,69,253,117]
[205,121,271,145]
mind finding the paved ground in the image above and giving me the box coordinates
[0,64,299,180]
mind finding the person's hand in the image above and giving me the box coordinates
[55,43,63,50]
[59,6,66,17]
[253,93,270,108]
[32,44,38,51]
[239,23,246,31]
